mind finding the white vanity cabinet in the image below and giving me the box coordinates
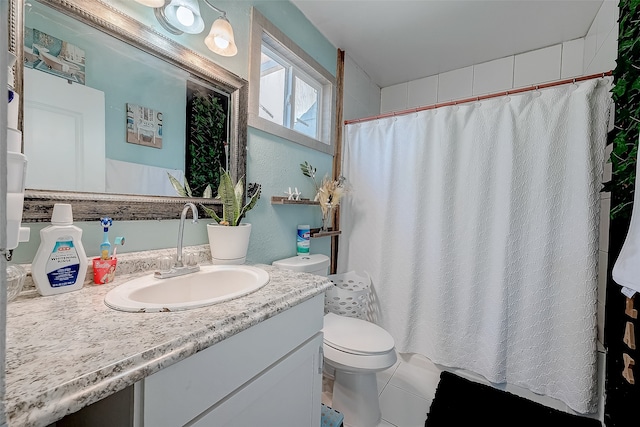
[136,294,325,427]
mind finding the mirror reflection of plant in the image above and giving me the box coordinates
[167,173,210,198]
[186,91,226,197]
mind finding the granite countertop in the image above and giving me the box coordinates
[4,246,332,427]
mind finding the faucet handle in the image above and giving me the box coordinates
[184,251,198,267]
[156,255,174,273]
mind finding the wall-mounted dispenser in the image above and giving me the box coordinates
[5,50,30,259]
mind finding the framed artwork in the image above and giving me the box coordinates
[126,103,163,149]
[24,27,86,84]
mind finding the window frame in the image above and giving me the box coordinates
[249,8,336,155]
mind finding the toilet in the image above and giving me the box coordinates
[273,254,397,427]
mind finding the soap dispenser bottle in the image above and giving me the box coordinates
[32,203,88,296]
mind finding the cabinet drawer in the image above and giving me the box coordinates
[142,294,324,427]
[192,333,323,427]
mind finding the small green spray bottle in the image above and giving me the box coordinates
[100,217,113,260]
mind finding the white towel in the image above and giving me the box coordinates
[105,158,184,197]
[612,133,640,296]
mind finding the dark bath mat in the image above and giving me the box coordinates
[425,370,601,427]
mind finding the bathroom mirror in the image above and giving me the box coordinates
[8,0,248,221]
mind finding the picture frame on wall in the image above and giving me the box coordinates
[126,103,163,149]
[24,27,86,84]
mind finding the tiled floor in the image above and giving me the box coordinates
[376,353,440,427]
[322,352,439,427]
[322,351,605,427]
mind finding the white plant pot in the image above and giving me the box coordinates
[207,223,252,265]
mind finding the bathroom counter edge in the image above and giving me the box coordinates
[4,252,332,427]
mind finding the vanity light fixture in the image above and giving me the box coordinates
[135,0,238,57]
[204,12,237,57]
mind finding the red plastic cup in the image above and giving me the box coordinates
[92,257,118,285]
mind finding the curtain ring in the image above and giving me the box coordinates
[570,78,578,90]
[532,85,542,97]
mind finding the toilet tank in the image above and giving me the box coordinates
[272,254,330,277]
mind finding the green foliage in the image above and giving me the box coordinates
[186,92,227,197]
[167,173,192,197]
[167,174,211,199]
[201,168,262,226]
[300,161,319,193]
[607,0,640,219]
[300,161,317,179]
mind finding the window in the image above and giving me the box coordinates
[249,9,335,155]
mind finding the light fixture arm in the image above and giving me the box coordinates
[201,0,227,18]
[146,0,238,56]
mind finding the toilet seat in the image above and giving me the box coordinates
[323,312,394,356]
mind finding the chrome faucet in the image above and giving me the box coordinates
[155,202,200,279]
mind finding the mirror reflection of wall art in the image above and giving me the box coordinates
[126,103,163,149]
[24,27,86,85]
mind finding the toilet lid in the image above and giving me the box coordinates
[323,313,395,355]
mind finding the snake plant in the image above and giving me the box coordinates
[201,168,261,226]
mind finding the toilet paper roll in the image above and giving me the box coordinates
[7,128,21,152]
[6,192,25,250]
[7,151,27,193]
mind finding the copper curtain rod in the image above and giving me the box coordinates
[344,70,614,125]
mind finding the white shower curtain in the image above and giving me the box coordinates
[339,79,611,414]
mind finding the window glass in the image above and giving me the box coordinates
[259,48,287,126]
[293,74,320,139]
[249,9,336,155]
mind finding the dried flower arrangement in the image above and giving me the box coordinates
[300,161,346,230]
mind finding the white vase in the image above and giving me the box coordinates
[207,223,252,264]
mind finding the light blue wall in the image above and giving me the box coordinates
[13,0,337,265]
[246,127,332,264]
[24,2,185,170]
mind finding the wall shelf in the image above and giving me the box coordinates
[270,196,319,205]
[311,228,341,238]
[271,196,341,238]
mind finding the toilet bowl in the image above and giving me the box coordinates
[272,254,397,427]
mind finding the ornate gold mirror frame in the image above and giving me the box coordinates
[8,0,248,221]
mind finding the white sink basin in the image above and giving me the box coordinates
[104,265,270,312]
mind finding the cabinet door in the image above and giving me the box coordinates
[141,295,324,427]
[191,333,323,427]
